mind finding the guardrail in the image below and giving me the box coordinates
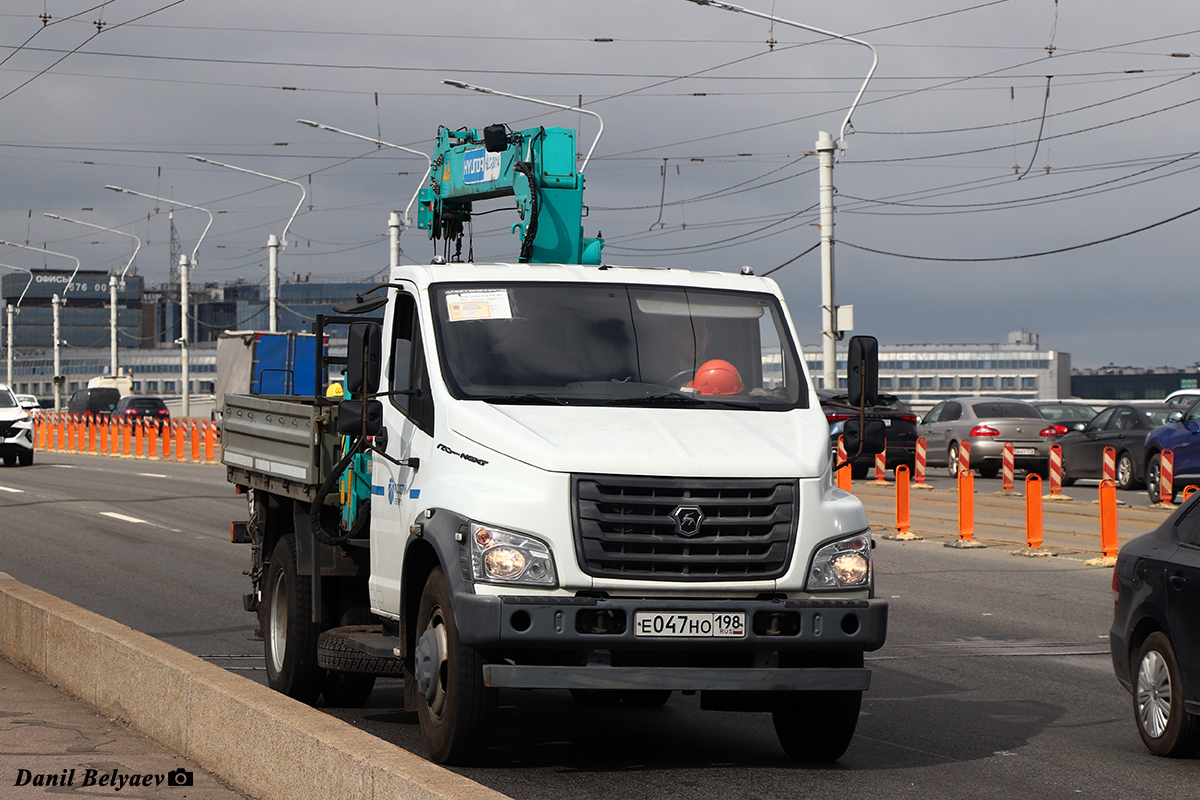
[32,413,221,463]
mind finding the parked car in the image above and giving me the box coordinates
[112,395,170,428]
[0,384,34,466]
[1055,404,1174,490]
[1032,401,1097,434]
[1144,398,1200,504]
[818,389,918,479]
[1111,492,1200,756]
[1165,389,1200,408]
[66,387,120,418]
[918,397,1061,478]
[14,394,40,411]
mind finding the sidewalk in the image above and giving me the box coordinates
[0,657,247,799]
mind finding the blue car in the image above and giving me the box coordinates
[1144,399,1200,504]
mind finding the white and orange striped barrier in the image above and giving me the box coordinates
[1001,442,1015,492]
[1159,449,1175,505]
[1046,443,1071,500]
[959,439,971,475]
[836,435,851,492]
[873,442,888,484]
[1102,446,1116,483]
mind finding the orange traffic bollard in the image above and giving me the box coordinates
[1103,446,1117,483]
[148,419,159,459]
[914,437,928,485]
[895,465,910,533]
[135,420,145,458]
[176,421,186,461]
[836,435,852,492]
[1183,485,1199,502]
[960,439,971,474]
[873,441,889,483]
[956,470,976,543]
[1025,474,1043,549]
[204,423,216,462]
[189,422,200,462]
[1099,479,1119,558]
[1002,442,1015,492]
[1161,449,1175,504]
[1049,443,1064,495]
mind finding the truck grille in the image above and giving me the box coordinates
[573,475,797,581]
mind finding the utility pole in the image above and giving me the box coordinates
[0,263,33,387]
[683,0,877,390]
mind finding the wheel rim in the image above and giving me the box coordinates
[948,445,959,476]
[1149,458,1160,500]
[268,567,288,675]
[1117,456,1133,488]
[421,605,450,719]
[1136,649,1172,739]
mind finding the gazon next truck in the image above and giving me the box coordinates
[222,121,887,765]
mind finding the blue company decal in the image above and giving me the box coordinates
[410,489,421,499]
[461,147,502,184]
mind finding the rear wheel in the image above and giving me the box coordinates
[263,535,323,703]
[947,443,960,477]
[1133,632,1200,757]
[414,567,497,765]
[772,690,862,762]
[1116,452,1136,490]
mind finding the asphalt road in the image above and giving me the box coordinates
[1,451,1195,800]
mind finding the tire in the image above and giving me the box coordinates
[414,567,497,765]
[1060,458,1076,487]
[2,454,14,467]
[1132,632,1200,757]
[947,443,960,478]
[17,450,32,467]
[317,625,397,708]
[850,463,869,481]
[622,690,672,708]
[772,690,862,762]
[263,535,323,703]
[1147,453,1175,504]
[1116,452,1137,491]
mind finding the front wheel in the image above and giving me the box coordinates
[1133,632,1200,757]
[1147,453,1175,504]
[947,443,961,478]
[414,568,497,765]
[263,535,323,703]
[1116,452,1136,490]
[17,450,32,467]
[772,690,862,762]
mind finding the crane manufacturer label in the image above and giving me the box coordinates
[462,147,502,184]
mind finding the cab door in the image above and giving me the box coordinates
[369,287,436,619]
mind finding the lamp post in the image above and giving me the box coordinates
[105,186,213,418]
[442,80,605,174]
[186,156,306,332]
[0,263,33,387]
[0,240,80,410]
[295,119,433,241]
[43,214,141,377]
[683,0,877,391]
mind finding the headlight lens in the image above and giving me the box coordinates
[807,532,872,590]
[470,522,557,587]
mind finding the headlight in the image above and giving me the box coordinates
[469,522,557,587]
[807,532,872,591]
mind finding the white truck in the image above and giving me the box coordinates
[222,121,887,765]
[222,260,887,765]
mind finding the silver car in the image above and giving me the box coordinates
[919,397,1058,478]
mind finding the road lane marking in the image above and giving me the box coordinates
[101,511,147,524]
[0,486,23,493]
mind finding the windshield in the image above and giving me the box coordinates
[0,390,15,409]
[431,283,807,410]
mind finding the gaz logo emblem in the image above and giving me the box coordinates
[671,505,705,538]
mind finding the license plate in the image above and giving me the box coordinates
[1014,448,1037,456]
[634,611,746,638]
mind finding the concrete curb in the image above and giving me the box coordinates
[0,572,511,800]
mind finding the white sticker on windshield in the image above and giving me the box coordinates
[446,289,512,322]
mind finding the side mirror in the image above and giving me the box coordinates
[847,335,879,408]
[337,399,383,436]
[346,322,382,397]
[843,419,886,456]
[1170,411,1185,423]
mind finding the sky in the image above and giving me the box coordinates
[1,0,1197,370]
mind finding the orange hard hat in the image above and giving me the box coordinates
[688,359,744,395]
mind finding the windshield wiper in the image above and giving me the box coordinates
[470,393,570,406]
[606,393,758,409]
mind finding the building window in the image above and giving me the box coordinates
[838,377,847,389]
[960,377,974,389]
[939,377,954,390]
[980,377,995,389]
[899,377,913,389]
[919,377,934,389]
[132,381,142,392]
[148,381,158,392]
[880,377,893,389]
[1001,377,1016,389]
[165,381,176,392]
[1021,377,1037,390]
[69,382,79,392]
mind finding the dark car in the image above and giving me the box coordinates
[1032,401,1098,435]
[1056,404,1174,490]
[66,387,120,418]
[1144,398,1200,504]
[818,389,918,479]
[1111,493,1200,756]
[112,395,171,428]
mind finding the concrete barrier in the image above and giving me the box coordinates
[0,573,511,800]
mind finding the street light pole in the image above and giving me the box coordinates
[105,186,213,416]
[43,214,141,376]
[682,0,878,390]
[0,263,33,387]
[0,240,80,410]
[186,156,306,332]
